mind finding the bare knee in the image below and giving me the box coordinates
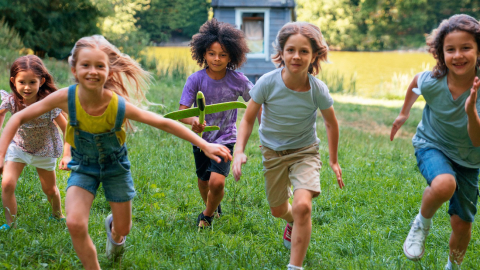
[66,218,88,237]
[451,216,472,235]
[42,186,58,197]
[293,201,312,219]
[208,177,225,193]
[2,178,17,194]
[198,179,209,189]
[431,174,456,201]
[270,203,289,218]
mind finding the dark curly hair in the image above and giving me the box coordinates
[190,18,249,70]
[271,22,329,76]
[427,14,480,78]
[9,55,57,113]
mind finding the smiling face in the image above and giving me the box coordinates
[443,30,480,77]
[204,42,230,74]
[71,48,110,91]
[281,34,316,75]
[10,70,45,105]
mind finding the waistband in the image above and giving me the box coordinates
[262,143,317,157]
[71,146,127,165]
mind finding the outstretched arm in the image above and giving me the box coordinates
[390,74,420,141]
[232,100,262,181]
[466,76,480,146]
[320,106,344,189]
[0,108,8,132]
[0,90,68,174]
[125,102,231,163]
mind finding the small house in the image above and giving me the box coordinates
[211,0,296,82]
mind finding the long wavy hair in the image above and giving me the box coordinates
[68,35,152,104]
[271,22,329,76]
[9,55,57,113]
[190,18,249,70]
[427,14,480,78]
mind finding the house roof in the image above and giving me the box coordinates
[211,0,295,8]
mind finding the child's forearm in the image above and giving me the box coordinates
[467,109,480,146]
[0,114,21,158]
[325,120,340,164]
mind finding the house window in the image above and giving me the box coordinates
[235,8,270,60]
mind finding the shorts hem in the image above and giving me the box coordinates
[106,196,135,203]
[448,210,474,223]
[66,184,96,196]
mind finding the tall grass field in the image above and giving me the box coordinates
[0,54,478,269]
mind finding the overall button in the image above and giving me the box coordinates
[96,143,101,147]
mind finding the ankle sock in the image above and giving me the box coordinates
[447,257,461,270]
[417,211,431,228]
[286,264,303,270]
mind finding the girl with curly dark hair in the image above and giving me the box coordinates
[0,55,67,231]
[391,14,480,269]
[177,18,253,228]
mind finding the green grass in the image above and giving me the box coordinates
[0,73,479,269]
[0,53,478,269]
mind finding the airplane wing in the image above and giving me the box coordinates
[163,107,200,120]
[163,101,246,120]
[203,126,220,132]
[205,101,246,114]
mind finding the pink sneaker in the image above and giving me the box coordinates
[283,223,292,249]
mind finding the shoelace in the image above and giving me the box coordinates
[407,222,428,245]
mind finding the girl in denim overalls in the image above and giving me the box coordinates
[0,35,232,270]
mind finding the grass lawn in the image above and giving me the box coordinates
[0,75,479,269]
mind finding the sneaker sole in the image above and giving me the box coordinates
[403,241,424,261]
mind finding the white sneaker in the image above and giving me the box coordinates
[105,214,126,261]
[403,216,430,261]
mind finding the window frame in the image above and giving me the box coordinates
[235,8,270,61]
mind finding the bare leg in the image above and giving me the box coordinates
[1,161,25,226]
[199,172,225,226]
[289,189,317,267]
[197,178,208,205]
[420,174,456,218]
[270,200,294,223]
[109,201,132,243]
[36,168,64,219]
[65,186,99,270]
[449,215,472,265]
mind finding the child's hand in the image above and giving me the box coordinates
[390,113,409,141]
[330,162,344,189]
[202,143,232,163]
[59,155,71,171]
[191,118,206,133]
[232,152,247,181]
[466,76,480,115]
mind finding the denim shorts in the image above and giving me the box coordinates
[415,147,479,222]
[193,143,234,181]
[66,154,136,202]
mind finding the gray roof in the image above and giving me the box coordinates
[211,0,295,8]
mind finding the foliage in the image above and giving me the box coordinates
[297,0,480,50]
[0,17,23,69]
[135,0,209,43]
[0,0,102,59]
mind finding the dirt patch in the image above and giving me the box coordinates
[338,118,415,139]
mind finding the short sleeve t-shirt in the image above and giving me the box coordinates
[179,69,253,145]
[0,90,63,158]
[412,70,480,168]
[249,68,334,151]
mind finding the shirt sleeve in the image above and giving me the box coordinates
[412,71,430,96]
[314,80,334,110]
[240,75,254,102]
[179,74,198,107]
[249,75,267,104]
[0,90,13,113]
[51,108,62,119]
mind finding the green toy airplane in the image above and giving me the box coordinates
[164,91,247,136]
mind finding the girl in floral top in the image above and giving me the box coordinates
[0,55,67,231]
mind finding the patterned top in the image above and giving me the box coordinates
[0,90,63,158]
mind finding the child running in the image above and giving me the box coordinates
[0,55,66,230]
[390,14,480,270]
[177,18,253,228]
[0,35,232,269]
[232,22,344,270]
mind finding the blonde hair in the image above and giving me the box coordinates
[68,35,151,104]
[271,22,329,76]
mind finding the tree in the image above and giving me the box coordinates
[0,0,102,59]
[135,0,209,43]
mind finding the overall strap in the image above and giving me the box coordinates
[67,84,78,127]
[113,94,126,132]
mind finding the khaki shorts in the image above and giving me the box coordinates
[5,143,57,171]
[261,143,322,207]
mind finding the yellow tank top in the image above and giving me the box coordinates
[66,86,126,148]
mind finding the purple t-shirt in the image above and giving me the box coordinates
[180,69,253,145]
